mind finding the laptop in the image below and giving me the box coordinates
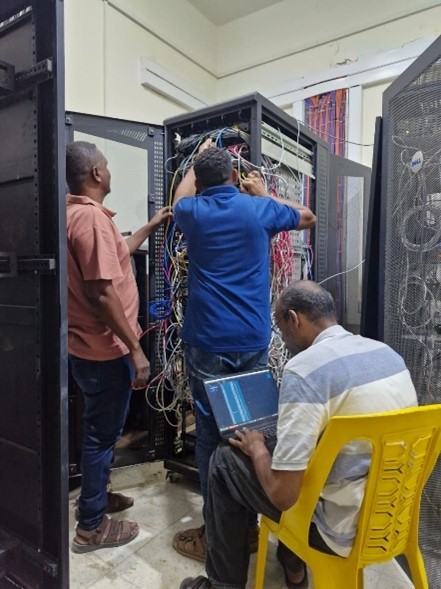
[203,368,279,440]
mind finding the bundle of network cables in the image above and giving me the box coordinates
[146,126,313,423]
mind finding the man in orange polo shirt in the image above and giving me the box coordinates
[66,141,171,552]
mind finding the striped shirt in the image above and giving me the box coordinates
[272,325,418,556]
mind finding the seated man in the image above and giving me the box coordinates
[180,280,418,589]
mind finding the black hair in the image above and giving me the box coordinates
[278,280,336,322]
[193,147,233,189]
[66,141,101,193]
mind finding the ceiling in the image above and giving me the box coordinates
[187,0,284,25]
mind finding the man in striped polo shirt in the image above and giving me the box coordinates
[180,280,417,589]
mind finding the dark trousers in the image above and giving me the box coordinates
[205,443,336,589]
[69,354,133,530]
[184,345,268,521]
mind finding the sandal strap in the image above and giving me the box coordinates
[100,516,131,544]
[76,515,137,547]
[176,525,205,541]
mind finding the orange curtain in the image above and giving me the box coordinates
[305,89,347,156]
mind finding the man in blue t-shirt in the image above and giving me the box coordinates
[172,143,316,562]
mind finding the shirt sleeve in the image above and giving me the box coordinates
[272,369,328,471]
[71,223,124,281]
[255,197,300,235]
[173,197,194,232]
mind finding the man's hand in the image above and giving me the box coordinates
[130,346,151,389]
[150,206,173,228]
[173,138,214,205]
[125,206,173,253]
[198,137,214,153]
[229,427,266,457]
[240,171,267,197]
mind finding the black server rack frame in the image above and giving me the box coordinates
[163,92,331,282]
[65,113,177,479]
[360,116,382,340]
[0,1,68,587]
[161,92,333,480]
[370,35,441,587]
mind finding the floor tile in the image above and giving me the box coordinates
[70,551,113,589]
[70,463,417,589]
[109,521,206,589]
[87,572,140,589]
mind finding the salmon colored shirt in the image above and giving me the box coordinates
[66,194,140,360]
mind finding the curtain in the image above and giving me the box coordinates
[305,89,348,319]
[305,89,347,156]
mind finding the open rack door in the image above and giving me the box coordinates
[0,1,68,588]
[65,113,175,477]
[325,154,371,333]
[379,36,441,586]
[360,116,383,340]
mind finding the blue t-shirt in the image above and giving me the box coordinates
[174,185,300,352]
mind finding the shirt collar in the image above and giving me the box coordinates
[312,324,351,346]
[201,185,240,197]
[66,194,116,218]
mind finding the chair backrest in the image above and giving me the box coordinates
[283,405,441,566]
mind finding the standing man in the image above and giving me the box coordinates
[172,144,316,561]
[180,280,418,589]
[66,141,171,553]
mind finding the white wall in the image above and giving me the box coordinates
[215,4,441,103]
[361,81,393,167]
[65,0,105,115]
[65,0,217,123]
[65,0,441,165]
[215,0,439,78]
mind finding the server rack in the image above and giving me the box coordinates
[0,1,68,587]
[368,35,441,587]
[164,94,329,280]
[164,94,370,324]
[161,93,371,478]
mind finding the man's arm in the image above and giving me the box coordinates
[173,167,197,206]
[229,428,304,511]
[240,171,317,230]
[173,138,214,205]
[84,279,150,388]
[125,206,173,254]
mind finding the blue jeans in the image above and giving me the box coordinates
[69,354,134,530]
[184,346,268,520]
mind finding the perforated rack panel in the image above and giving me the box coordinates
[381,37,441,587]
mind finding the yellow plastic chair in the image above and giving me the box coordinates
[254,405,441,589]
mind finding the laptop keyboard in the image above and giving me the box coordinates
[259,424,277,439]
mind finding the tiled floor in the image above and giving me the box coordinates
[69,462,415,589]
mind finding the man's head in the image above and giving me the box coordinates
[274,280,337,355]
[193,147,238,192]
[66,141,111,200]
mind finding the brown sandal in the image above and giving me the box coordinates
[72,515,139,553]
[107,491,134,513]
[172,524,260,562]
[74,492,134,521]
[173,525,206,562]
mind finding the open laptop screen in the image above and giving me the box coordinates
[204,369,279,433]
